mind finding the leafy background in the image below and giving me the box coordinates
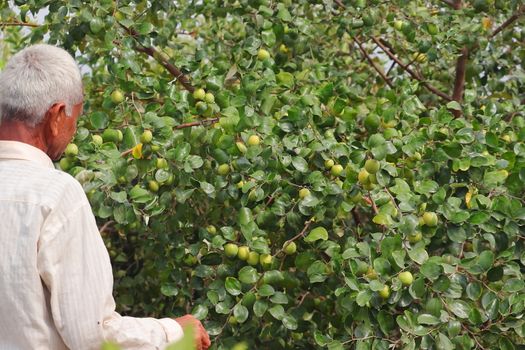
[1,0,525,349]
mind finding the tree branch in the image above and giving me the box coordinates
[452,46,468,116]
[354,37,393,88]
[0,21,39,28]
[371,37,453,101]
[490,5,525,39]
[334,0,346,9]
[121,24,195,93]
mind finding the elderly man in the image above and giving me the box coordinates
[0,45,210,350]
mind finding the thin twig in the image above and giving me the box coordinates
[276,219,314,257]
[174,117,219,129]
[120,24,195,92]
[0,21,39,28]
[490,5,525,38]
[334,0,346,9]
[371,37,453,101]
[354,37,394,88]
[99,220,115,234]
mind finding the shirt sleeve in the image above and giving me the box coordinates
[37,181,183,350]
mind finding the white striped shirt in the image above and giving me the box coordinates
[0,141,183,350]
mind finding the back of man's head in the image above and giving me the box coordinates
[0,44,83,127]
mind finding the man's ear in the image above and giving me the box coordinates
[44,102,67,137]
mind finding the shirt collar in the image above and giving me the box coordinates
[0,141,55,169]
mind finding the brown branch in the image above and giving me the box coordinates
[490,5,525,39]
[174,117,219,129]
[99,220,115,235]
[334,0,346,9]
[371,37,453,101]
[354,37,394,88]
[275,219,313,257]
[0,21,39,28]
[451,46,468,117]
[121,25,195,93]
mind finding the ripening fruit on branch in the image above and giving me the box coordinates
[299,188,310,199]
[422,211,438,227]
[195,101,208,114]
[247,251,259,266]
[110,89,125,104]
[259,254,273,266]
[379,285,390,299]
[204,92,215,104]
[156,158,168,169]
[358,169,370,185]
[92,134,103,146]
[65,143,78,158]
[247,135,260,146]
[257,48,270,60]
[217,164,230,176]
[237,246,250,260]
[324,159,335,169]
[331,164,343,177]
[148,180,159,192]
[283,241,297,255]
[140,130,153,144]
[408,232,422,243]
[399,271,414,286]
[224,243,239,258]
[193,88,206,101]
[206,225,217,235]
[364,159,380,174]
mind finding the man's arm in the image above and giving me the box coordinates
[36,181,203,350]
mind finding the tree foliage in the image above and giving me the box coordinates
[1,0,525,348]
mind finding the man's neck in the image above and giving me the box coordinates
[0,120,48,153]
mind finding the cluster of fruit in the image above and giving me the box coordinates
[192,88,215,115]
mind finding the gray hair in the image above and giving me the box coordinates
[0,44,83,127]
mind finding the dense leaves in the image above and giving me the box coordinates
[1,0,525,348]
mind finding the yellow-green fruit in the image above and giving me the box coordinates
[206,225,217,235]
[236,142,247,154]
[59,158,72,171]
[364,159,380,174]
[140,130,153,144]
[399,271,414,286]
[110,89,125,104]
[148,180,159,192]
[247,251,259,266]
[259,254,273,266]
[156,158,168,169]
[379,285,390,299]
[257,48,270,60]
[279,44,289,53]
[92,134,103,146]
[247,135,260,146]
[408,232,422,243]
[324,159,335,169]
[331,164,343,176]
[193,88,206,101]
[228,315,237,325]
[102,129,121,143]
[358,169,370,184]
[217,164,230,176]
[224,243,239,258]
[422,211,438,227]
[237,180,244,189]
[195,101,208,114]
[237,246,250,260]
[366,267,378,280]
[394,20,404,31]
[204,92,215,104]
[65,143,78,157]
[299,188,310,199]
[283,241,297,255]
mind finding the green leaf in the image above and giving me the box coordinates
[233,304,249,323]
[305,227,328,242]
[238,266,259,284]
[225,277,242,296]
[446,101,461,111]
